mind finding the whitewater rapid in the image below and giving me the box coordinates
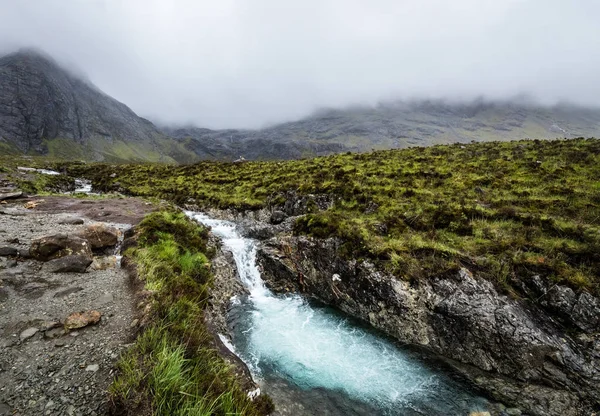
[188,212,489,415]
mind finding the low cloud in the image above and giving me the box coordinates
[1,0,599,128]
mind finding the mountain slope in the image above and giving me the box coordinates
[0,50,197,163]
[167,100,600,160]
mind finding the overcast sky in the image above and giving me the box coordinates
[0,0,599,129]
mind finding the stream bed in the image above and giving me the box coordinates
[189,212,493,415]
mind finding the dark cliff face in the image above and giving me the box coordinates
[0,50,192,162]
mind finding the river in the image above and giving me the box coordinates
[188,212,492,415]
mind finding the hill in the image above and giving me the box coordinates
[166,99,600,159]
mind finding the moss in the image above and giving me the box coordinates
[110,210,273,416]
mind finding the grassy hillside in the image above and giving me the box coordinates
[68,138,600,299]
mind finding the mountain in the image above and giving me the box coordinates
[165,99,600,159]
[1,49,599,163]
[0,49,197,163]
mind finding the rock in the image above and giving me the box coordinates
[270,210,287,225]
[571,292,600,333]
[45,255,92,273]
[84,364,99,372]
[90,256,117,270]
[78,224,119,250]
[0,246,18,256]
[245,224,276,240]
[20,327,39,341]
[0,191,23,201]
[505,408,522,416]
[0,287,8,302]
[58,216,85,225]
[44,327,65,339]
[30,234,92,261]
[64,310,101,330]
[17,248,31,259]
[257,235,600,416]
[469,413,491,416]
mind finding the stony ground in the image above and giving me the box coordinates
[0,196,154,416]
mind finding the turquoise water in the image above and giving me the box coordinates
[189,213,490,415]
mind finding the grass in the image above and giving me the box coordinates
[109,210,273,415]
[65,138,600,299]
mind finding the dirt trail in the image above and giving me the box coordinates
[0,196,155,416]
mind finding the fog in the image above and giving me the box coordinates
[1,0,599,129]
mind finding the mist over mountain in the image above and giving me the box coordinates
[0,49,598,162]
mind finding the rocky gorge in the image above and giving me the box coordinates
[194,194,600,416]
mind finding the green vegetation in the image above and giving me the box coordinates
[110,210,272,415]
[69,138,600,298]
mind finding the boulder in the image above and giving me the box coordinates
[64,310,101,330]
[29,234,92,261]
[0,246,17,257]
[78,224,119,250]
[45,255,92,273]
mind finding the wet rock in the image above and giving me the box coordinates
[78,224,119,250]
[270,210,287,225]
[64,310,101,330]
[245,224,276,240]
[0,191,23,201]
[571,292,600,333]
[17,248,31,259]
[257,235,600,416]
[58,217,84,225]
[20,327,39,341]
[30,234,92,261]
[45,255,92,273]
[0,246,18,256]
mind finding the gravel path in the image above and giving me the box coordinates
[0,198,150,416]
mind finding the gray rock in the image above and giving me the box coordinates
[270,210,287,225]
[257,235,600,416]
[0,246,18,256]
[58,217,84,225]
[20,327,39,341]
[45,255,92,273]
[0,192,23,201]
[84,364,99,372]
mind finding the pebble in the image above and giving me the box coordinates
[20,327,39,341]
[85,364,99,372]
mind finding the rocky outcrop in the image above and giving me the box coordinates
[257,236,600,416]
